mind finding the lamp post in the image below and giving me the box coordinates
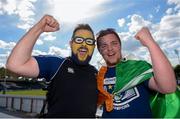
[174,49,180,64]
[2,67,7,94]
[3,55,8,94]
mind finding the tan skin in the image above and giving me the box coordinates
[98,34,122,67]
[98,27,176,94]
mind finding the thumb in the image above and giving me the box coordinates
[135,34,140,40]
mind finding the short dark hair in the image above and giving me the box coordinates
[96,28,121,49]
[71,24,94,39]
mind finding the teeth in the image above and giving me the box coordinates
[79,48,87,52]
[108,53,114,56]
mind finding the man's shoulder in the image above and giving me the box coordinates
[37,55,64,59]
[35,55,65,61]
[123,59,151,66]
[88,64,98,73]
[34,55,67,69]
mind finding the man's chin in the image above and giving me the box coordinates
[78,57,88,62]
[107,61,119,67]
[71,53,91,65]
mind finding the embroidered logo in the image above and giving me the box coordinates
[67,67,74,74]
[104,77,116,85]
[113,87,140,110]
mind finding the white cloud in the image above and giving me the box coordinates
[168,0,180,10]
[118,32,131,41]
[117,18,125,27]
[0,0,110,30]
[17,22,32,30]
[116,15,153,60]
[0,0,37,30]
[166,8,174,14]
[36,39,44,45]
[48,46,70,57]
[155,5,160,13]
[37,32,57,45]
[161,40,180,52]
[42,33,56,41]
[127,14,152,34]
[0,53,10,68]
[0,0,17,15]
[117,4,180,66]
[0,0,110,48]
[0,63,5,67]
[32,50,47,56]
[16,0,37,30]
[17,1,35,20]
[0,40,16,49]
[156,14,180,42]
[47,0,110,24]
[148,14,154,20]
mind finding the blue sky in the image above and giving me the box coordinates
[0,0,180,68]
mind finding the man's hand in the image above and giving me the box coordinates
[37,15,60,32]
[135,27,155,47]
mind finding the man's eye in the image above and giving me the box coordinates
[101,44,107,49]
[75,38,83,43]
[86,39,94,45]
[112,41,118,45]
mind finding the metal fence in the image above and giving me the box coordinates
[0,94,46,114]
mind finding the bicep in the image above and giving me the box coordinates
[148,77,161,92]
[14,57,39,78]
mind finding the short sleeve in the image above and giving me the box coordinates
[34,55,65,81]
[144,79,150,89]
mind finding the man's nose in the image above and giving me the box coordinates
[107,45,113,51]
[81,41,86,46]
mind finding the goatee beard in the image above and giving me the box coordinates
[71,52,92,65]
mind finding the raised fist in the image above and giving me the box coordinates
[37,15,60,32]
[135,27,155,47]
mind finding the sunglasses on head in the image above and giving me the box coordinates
[73,37,95,45]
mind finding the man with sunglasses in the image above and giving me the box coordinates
[6,15,97,117]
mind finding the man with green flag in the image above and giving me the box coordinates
[96,27,179,118]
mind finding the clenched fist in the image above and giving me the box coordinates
[135,27,155,47]
[37,15,60,32]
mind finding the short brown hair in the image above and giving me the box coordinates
[71,24,94,39]
[96,28,121,49]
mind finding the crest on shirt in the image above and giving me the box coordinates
[67,67,74,74]
[104,77,140,110]
[113,87,140,110]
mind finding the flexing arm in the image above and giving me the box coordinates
[6,15,59,77]
[135,27,176,94]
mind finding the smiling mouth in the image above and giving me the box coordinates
[108,53,115,57]
[78,48,88,56]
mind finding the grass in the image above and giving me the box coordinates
[3,89,47,96]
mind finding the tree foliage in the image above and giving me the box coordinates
[0,67,19,79]
[174,64,180,79]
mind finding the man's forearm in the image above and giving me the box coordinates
[148,41,176,93]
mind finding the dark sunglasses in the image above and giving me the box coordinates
[73,37,95,45]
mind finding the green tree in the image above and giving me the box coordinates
[0,67,19,80]
[174,64,180,79]
[0,67,6,78]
